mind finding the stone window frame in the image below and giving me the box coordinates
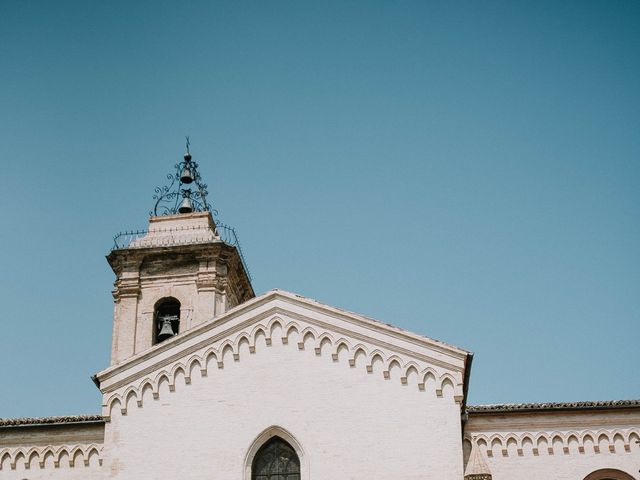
[244,426,308,480]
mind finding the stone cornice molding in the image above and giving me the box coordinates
[466,411,640,431]
[139,271,199,283]
[109,241,249,279]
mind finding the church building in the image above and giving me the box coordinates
[1,148,638,480]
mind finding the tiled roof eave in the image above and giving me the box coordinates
[467,399,640,414]
[0,414,104,428]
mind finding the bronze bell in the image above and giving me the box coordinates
[157,316,175,341]
[178,191,193,214]
[180,165,194,184]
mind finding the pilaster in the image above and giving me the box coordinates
[195,253,230,324]
[110,256,142,365]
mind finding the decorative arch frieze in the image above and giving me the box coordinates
[103,315,465,419]
[465,427,640,459]
[0,444,103,470]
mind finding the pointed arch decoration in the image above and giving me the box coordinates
[244,426,307,480]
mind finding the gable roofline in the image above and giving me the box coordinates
[272,289,470,356]
[96,288,470,388]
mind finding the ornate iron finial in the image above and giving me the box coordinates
[150,140,216,217]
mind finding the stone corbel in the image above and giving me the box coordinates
[112,279,141,300]
[111,255,142,300]
[196,275,227,293]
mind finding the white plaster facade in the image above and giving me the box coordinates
[98,291,467,480]
[1,212,638,480]
[464,406,640,480]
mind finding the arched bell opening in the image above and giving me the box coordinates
[153,297,181,345]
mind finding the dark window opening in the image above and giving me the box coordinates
[154,298,180,344]
[252,436,300,480]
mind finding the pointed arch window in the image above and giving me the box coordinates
[251,436,300,480]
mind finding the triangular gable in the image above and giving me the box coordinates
[95,289,471,419]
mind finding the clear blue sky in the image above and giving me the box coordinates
[0,1,638,418]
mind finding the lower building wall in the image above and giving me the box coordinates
[102,331,465,480]
[479,450,638,480]
[464,410,640,480]
[0,423,104,480]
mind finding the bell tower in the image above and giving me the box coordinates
[107,142,254,365]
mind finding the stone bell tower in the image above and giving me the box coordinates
[107,142,254,365]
